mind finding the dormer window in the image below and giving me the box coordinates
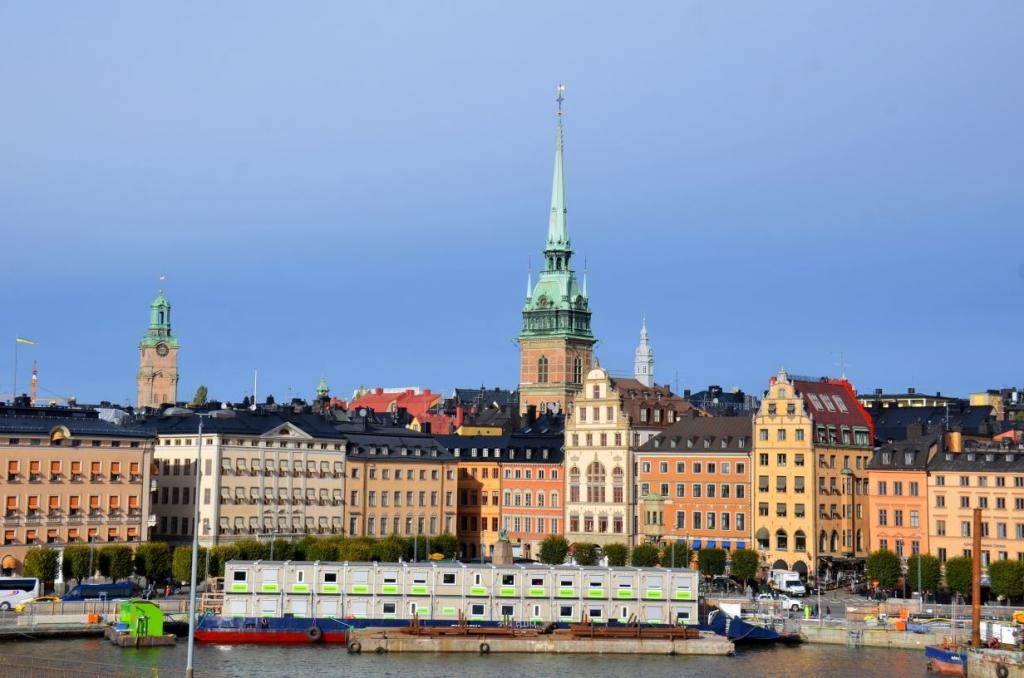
[653,439,661,448]
[686,438,693,448]
[945,453,953,461]
[967,453,976,461]
[986,454,994,462]
[882,453,891,464]
[905,452,914,465]
[721,438,728,448]
[703,438,710,449]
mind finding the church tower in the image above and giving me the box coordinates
[137,289,180,409]
[634,316,655,387]
[518,86,595,415]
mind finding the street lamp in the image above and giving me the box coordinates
[186,412,209,678]
[916,535,923,612]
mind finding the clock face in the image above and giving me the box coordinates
[156,343,169,357]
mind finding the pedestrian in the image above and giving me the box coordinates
[826,605,831,617]
[164,584,171,598]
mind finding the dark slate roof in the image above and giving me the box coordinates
[866,433,940,471]
[870,405,997,442]
[0,414,154,439]
[434,433,564,463]
[929,445,1024,472]
[517,413,565,435]
[685,387,759,416]
[136,410,345,438]
[450,387,517,410]
[637,414,752,454]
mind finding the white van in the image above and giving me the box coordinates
[0,577,40,611]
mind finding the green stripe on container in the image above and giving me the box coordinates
[557,588,575,597]
[442,607,457,615]
[291,584,309,593]
[674,591,692,600]
[644,590,663,599]
[382,585,398,594]
[587,589,605,598]
[616,590,634,599]
[352,585,369,594]
[230,584,248,593]
[261,584,279,593]
[499,587,516,597]
[322,584,339,594]
[416,607,429,615]
[411,585,428,595]
[470,586,488,596]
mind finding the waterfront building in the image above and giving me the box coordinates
[865,432,937,557]
[146,409,347,546]
[452,443,503,560]
[0,405,154,576]
[137,290,179,409]
[927,441,1024,565]
[634,414,752,557]
[751,369,874,580]
[563,366,633,546]
[341,411,456,540]
[518,91,595,416]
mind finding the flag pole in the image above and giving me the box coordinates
[12,339,17,401]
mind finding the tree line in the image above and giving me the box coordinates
[865,548,1024,603]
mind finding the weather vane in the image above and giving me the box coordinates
[159,274,166,294]
[556,83,565,116]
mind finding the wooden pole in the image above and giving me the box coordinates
[971,507,982,648]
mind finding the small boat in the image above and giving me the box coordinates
[925,643,967,676]
[195,615,350,645]
[701,609,803,645]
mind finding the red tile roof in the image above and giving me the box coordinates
[790,377,874,440]
[349,387,442,420]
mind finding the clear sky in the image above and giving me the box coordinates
[1,2,1021,406]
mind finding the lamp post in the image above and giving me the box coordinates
[916,535,923,612]
[186,413,208,678]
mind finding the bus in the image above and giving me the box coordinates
[0,577,40,611]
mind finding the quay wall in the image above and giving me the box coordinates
[798,622,940,649]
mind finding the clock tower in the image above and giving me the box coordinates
[518,86,596,415]
[137,289,180,409]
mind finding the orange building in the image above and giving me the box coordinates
[442,439,503,560]
[866,433,936,558]
[498,436,563,560]
[634,414,752,555]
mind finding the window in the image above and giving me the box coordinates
[777,429,786,442]
[537,356,549,383]
[795,429,804,441]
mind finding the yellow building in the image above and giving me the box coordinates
[752,369,873,581]
[452,450,503,560]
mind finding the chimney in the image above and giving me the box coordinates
[526,405,537,426]
[683,389,691,398]
[874,388,882,395]
[455,405,465,429]
[908,387,916,395]
[421,421,432,435]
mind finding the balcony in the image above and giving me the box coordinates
[71,474,83,482]
[7,474,19,482]
[111,474,122,482]
[90,474,102,482]
[129,474,142,482]
[50,474,61,482]
[29,474,42,483]
[128,509,141,518]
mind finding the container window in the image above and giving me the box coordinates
[442,573,457,585]
[559,605,574,617]
[323,572,337,583]
[501,574,515,586]
[470,604,485,616]
[383,602,396,615]
[382,570,398,584]
[500,604,514,617]
[530,576,544,586]
[588,576,604,588]
[233,571,247,582]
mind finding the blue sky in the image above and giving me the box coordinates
[1,2,1021,406]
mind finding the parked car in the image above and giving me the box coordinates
[14,595,60,613]
[61,582,134,601]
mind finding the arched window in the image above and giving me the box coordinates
[551,490,559,507]
[775,529,788,551]
[856,529,863,552]
[794,530,806,552]
[569,467,580,503]
[756,527,769,550]
[612,466,624,503]
[158,311,165,325]
[819,530,828,552]
[536,490,545,507]
[586,462,606,503]
[829,530,839,552]
[538,356,549,384]
[573,356,583,384]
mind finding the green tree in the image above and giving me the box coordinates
[661,542,693,569]
[340,540,373,562]
[539,536,570,565]
[944,556,974,598]
[630,543,661,567]
[866,549,902,590]
[603,543,629,567]
[61,544,94,584]
[99,545,135,581]
[208,544,241,578]
[428,533,459,560]
[171,546,208,584]
[304,538,338,562]
[190,385,209,407]
[373,535,408,562]
[573,543,599,566]
[232,539,268,561]
[698,548,727,577]
[23,547,60,590]
[134,542,172,583]
[269,539,294,561]
[730,548,760,588]
[987,559,1024,602]
[905,554,942,593]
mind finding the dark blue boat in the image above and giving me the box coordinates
[700,610,803,644]
[924,644,966,675]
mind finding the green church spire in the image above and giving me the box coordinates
[546,83,570,258]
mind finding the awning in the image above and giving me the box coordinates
[736,541,746,549]
[691,540,702,549]
[707,540,717,548]
[1,555,16,570]
[721,541,731,550]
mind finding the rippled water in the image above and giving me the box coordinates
[2,638,928,677]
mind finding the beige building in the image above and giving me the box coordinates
[148,410,347,547]
[341,424,456,539]
[752,369,874,580]
[0,406,155,576]
[563,366,634,546]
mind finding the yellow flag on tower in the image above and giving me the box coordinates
[15,337,36,345]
